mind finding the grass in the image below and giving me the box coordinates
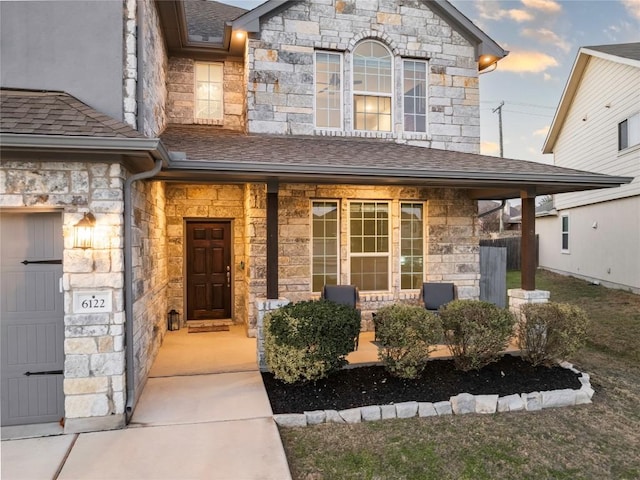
[280,269,640,479]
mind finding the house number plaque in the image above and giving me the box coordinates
[73,291,112,313]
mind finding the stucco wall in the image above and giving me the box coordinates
[246,0,479,152]
[1,159,127,431]
[166,57,245,131]
[0,1,125,121]
[165,184,248,325]
[537,197,640,293]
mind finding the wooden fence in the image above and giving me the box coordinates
[479,235,539,271]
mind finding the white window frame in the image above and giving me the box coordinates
[352,40,394,133]
[399,201,425,290]
[194,62,224,124]
[402,59,428,134]
[618,112,640,151]
[311,200,340,293]
[314,51,343,130]
[347,200,391,292]
[561,214,570,253]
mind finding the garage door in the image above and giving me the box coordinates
[1,212,65,426]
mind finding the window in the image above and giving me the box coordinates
[195,62,223,122]
[619,112,640,150]
[561,215,569,252]
[349,202,389,291]
[403,61,427,133]
[312,201,339,292]
[315,52,342,129]
[353,41,392,132]
[400,203,424,289]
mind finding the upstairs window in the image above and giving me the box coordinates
[353,41,392,132]
[315,52,343,129]
[619,112,640,150]
[195,62,223,122]
[403,60,427,133]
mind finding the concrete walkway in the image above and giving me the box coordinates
[1,326,292,480]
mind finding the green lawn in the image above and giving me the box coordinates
[280,270,640,479]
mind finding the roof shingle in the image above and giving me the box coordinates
[0,89,144,139]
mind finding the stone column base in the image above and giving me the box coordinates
[256,298,291,371]
[508,289,550,318]
[64,413,125,434]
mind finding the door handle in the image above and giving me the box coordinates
[226,265,231,287]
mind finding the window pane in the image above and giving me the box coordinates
[312,201,339,291]
[315,52,342,129]
[403,60,427,133]
[400,203,424,289]
[195,63,223,121]
[351,257,388,291]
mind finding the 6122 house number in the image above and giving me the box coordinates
[73,292,112,313]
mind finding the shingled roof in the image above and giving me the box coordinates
[159,124,632,199]
[585,42,640,62]
[0,89,144,138]
[184,0,247,43]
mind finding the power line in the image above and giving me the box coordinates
[480,100,556,109]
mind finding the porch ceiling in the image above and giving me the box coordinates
[159,125,632,200]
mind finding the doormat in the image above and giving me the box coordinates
[188,325,230,333]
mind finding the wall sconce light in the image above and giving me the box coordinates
[73,212,96,249]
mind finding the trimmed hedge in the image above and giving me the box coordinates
[264,300,361,383]
[518,302,589,366]
[440,300,516,371]
[375,303,443,379]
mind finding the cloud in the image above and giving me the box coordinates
[481,141,501,156]
[543,73,552,81]
[522,28,572,53]
[476,1,534,22]
[498,50,559,73]
[621,0,640,20]
[533,125,550,137]
[521,0,562,13]
[605,20,639,42]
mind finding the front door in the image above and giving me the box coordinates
[186,221,232,320]
[0,212,65,426]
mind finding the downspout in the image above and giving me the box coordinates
[124,0,153,423]
[478,200,506,218]
[124,158,162,422]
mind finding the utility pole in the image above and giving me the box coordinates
[492,101,505,232]
[492,101,504,158]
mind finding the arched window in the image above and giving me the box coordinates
[352,40,392,132]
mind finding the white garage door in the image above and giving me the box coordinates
[1,212,64,426]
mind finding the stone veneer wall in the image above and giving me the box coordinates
[244,183,267,337]
[1,160,127,432]
[248,184,479,332]
[246,0,480,153]
[123,0,168,134]
[165,184,247,325]
[130,180,168,391]
[166,57,245,131]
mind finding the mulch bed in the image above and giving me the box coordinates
[261,354,582,414]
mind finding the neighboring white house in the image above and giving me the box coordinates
[540,43,640,293]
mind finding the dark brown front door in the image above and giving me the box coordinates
[186,221,231,320]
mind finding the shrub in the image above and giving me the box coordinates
[375,304,443,379]
[518,302,589,366]
[263,299,361,383]
[440,300,516,371]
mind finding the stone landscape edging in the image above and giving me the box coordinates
[273,361,594,428]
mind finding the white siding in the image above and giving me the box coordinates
[537,196,640,293]
[553,57,640,210]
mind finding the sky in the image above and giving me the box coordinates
[220,0,639,164]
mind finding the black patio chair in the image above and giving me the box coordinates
[421,282,456,313]
[321,284,361,349]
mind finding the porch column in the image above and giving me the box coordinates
[266,180,279,299]
[521,190,536,291]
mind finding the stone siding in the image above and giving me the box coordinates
[166,57,245,131]
[246,0,480,153]
[123,0,137,128]
[131,180,168,390]
[246,183,479,332]
[1,159,127,430]
[165,184,247,324]
[244,183,267,336]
